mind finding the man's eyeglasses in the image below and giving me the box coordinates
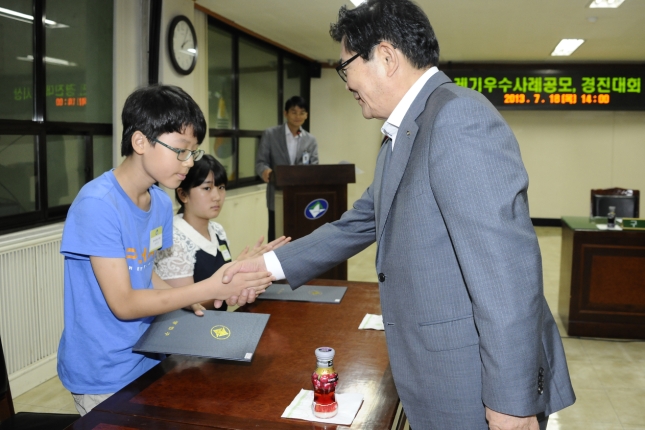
[335,52,361,83]
[152,138,204,162]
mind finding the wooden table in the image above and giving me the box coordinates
[558,216,645,339]
[67,279,403,430]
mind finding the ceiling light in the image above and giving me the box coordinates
[0,7,31,24]
[44,19,68,29]
[589,0,625,8]
[17,55,77,67]
[551,39,584,56]
[350,0,366,6]
[0,7,68,28]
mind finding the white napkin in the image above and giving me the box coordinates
[281,389,363,425]
[596,224,623,231]
[359,313,384,330]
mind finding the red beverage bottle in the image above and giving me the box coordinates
[311,347,338,418]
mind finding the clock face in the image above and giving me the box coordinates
[169,16,197,75]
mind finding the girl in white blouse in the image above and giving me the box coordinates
[154,155,289,314]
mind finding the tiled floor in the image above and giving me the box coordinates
[12,227,645,429]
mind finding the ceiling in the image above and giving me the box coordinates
[195,0,645,65]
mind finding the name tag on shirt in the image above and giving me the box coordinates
[302,151,310,165]
[219,244,232,261]
[150,227,163,251]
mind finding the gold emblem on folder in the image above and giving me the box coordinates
[310,290,322,296]
[211,325,231,340]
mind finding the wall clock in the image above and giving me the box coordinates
[168,15,197,75]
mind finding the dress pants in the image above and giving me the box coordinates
[268,209,275,242]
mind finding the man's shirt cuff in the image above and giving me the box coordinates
[263,251,286,280]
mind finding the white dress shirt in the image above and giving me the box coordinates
[381,66,438,150]
[264,67,440,280]
[285,123,302,165]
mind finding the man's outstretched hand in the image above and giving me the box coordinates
[223,256,268,283]
[220,256,269,307]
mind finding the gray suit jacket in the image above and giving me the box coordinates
[275,71,575,429]
[255,124,319,210]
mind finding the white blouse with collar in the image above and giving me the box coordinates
[154,214,230,280]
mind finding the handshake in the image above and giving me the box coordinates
[190,235,290,316]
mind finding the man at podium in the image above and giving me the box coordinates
[255,96,319,241]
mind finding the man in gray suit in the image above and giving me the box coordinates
[256,96,319,241]
[227,1,575,428]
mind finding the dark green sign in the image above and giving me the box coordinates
[622,218,645,230]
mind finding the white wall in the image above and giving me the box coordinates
[113,0,147,167]
[214,185,268,257]
[505,110,645,218]
[310,68,383,207]
[158,2,194,91]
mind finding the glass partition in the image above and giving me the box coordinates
[45,0,113,123]
[208,27,233,130]
[283,57,308,105]
[207,18,311,188]
[239,137,259,179]
[0,134,36,216]
[47,135,85,207]
[239,38,278,131]
[0,0,113,232]
[93,135,113,178]
[0,0,34,120]
[210,136,235,181]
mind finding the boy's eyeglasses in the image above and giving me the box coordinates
[152,138,204,161]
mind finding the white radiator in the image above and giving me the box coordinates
[0,223,65,396]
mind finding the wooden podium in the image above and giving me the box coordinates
[558,216,645,339]
[273,164,355,280]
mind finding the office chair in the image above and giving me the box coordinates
[591,188,640,219]
[0,334,79,430]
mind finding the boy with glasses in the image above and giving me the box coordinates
[57,85,273,415]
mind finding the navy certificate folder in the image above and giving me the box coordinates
[133,309,269,362]
[257,284,347,303]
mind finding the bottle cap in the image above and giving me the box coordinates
[315,347,335,361]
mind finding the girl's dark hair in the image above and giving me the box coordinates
[176,154,228,214]
[330,0,439,69]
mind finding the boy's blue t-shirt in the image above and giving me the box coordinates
[58,170,173,394]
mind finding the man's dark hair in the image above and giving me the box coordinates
[176,154,227,214]
[284,96,308,112]
[330,0,439,69]
[121,84,207,156]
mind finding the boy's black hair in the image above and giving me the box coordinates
[330,0,439,69]
[121,84,207,156]
[284,96,309,113]
[176,154,228,214]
